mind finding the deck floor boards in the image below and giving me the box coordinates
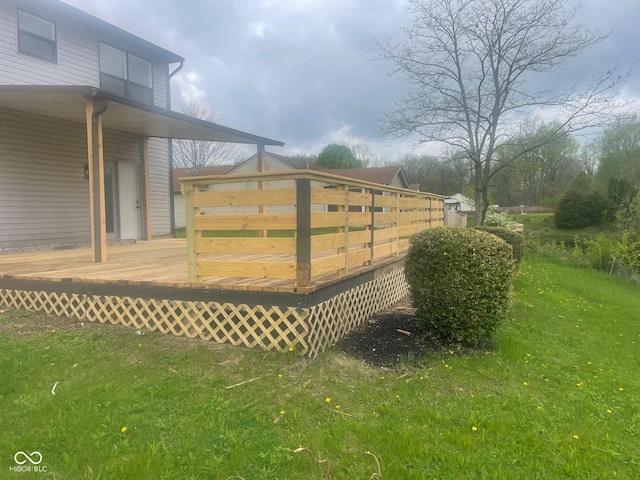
[0,239,393,292]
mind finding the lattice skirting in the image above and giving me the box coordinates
[0,289,311,353]
[306,266,409,358]
[0,266,408,357]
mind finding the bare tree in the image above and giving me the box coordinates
[172,99,238,168]
[378,0,629,224]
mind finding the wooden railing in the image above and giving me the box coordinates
[180,170,444,290]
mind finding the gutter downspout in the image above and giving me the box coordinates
[167,61,184,236]
[91,99,109,262]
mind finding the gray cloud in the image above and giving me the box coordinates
[66,0,639,160]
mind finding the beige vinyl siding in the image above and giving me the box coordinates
[0,2,98,86]
[0,107,151,250]
[0,1,170,109]
[390,174,403,188]
[148,137,171,236]
[152,64,167,108]
[103,129,142,163]
[174,192,186,229]
[0,107,90,250]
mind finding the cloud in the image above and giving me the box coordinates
[63,0,639,161]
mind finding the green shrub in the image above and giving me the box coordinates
[483,210,519,230]
[474,226,526,264]
[614,232,640,274]
[405,227,516,347]
[554,190,616,229]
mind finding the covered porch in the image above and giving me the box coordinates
[0,85,283,258]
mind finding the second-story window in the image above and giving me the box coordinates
[18,10,57,63]
[99,43,153,105]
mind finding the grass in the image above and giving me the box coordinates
[509,213,620,246]
[1,258,639,479]
[466,213,620,246]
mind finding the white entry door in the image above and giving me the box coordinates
[118,162,140,240]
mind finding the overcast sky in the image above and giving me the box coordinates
[65,0,639,162]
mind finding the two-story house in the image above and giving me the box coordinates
[0,0,282,261]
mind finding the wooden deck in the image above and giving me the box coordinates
[0,239,400,293]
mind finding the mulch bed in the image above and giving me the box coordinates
[336,299,444,366]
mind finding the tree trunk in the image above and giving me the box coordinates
[474,171,489,225]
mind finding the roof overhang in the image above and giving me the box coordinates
[0,85,284,146]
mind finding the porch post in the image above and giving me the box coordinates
[85,97,108,262]
[142,136,153,240]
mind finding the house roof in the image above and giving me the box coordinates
[230,152,410,188]
[0,86,284,145]
[173,166,235,191]
[22,0,184,64]
[325,166,407,186]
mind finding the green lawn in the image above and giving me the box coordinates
[510,213,620,245]
[1,258,639,479]
[467,213,620,246]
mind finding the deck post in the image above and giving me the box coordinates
[338,184,349,275]
[296,178,311,288]
[183,183,198,283]
[257,144,267,237]
[395,192,400,256]
[368,189,375,265]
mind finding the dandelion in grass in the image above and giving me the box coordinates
[288,346,294,352]
[618,387,624,391]
[472,426,478,432]
[576,382,583,387]
[607,409,612,414]
[523,381,528,386]
[573,435,579,440]
[325,397,331,404]
[279,410,286,415]
[120,426,127,433]
[278,373,283,379]
[335,405,341,410]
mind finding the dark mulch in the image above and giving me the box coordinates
[336,299,444,366]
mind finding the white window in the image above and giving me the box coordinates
[99,43,153,104]
[18,10,56,63]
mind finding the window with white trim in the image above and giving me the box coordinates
[18,10,57,63]
[99,43,153,105]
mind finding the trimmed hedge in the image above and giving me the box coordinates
[405,227,516,346]
[474,226,525,264]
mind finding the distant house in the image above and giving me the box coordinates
[444,193,475,213]
[172,152,414,227]
[172,166,235,228]
[0,0,282,258]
